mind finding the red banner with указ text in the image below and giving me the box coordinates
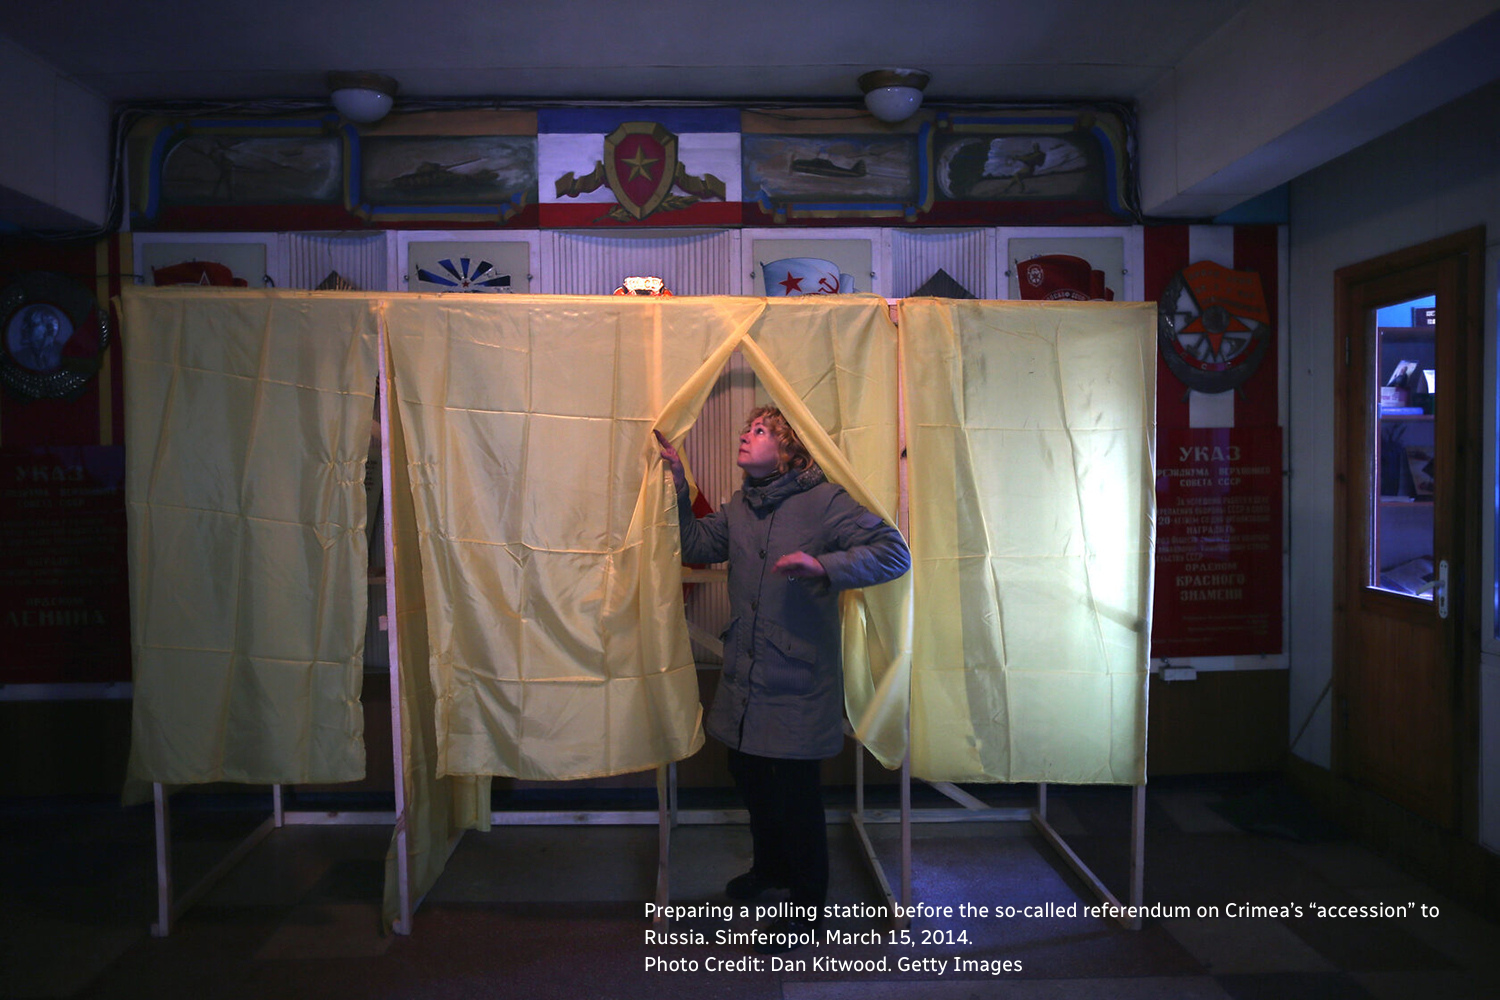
[0,446,131,684]
[1151,428,1282,658]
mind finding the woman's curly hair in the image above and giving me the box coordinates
[744,406,813,474]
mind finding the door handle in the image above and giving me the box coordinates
[1437,559,1449,619]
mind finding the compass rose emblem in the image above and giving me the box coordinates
[415,257,511,293]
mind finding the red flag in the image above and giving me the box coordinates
[1016,254,1112,300]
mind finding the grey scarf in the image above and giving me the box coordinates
[742,465,826,514]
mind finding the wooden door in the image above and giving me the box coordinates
[1333,228,1483,829]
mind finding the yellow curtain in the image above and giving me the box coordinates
[120,289,1149,918]
[380,348,490,929]
[119,289,909,927]
[901,299,1156,784]
[121,288,378,785]
[652,297,911,768]
[739,300,910,767]
[382,294,725,780]
[379,293,909,928]
[381,293,910,780]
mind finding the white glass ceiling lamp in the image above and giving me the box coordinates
[858,68,930,124]
[328,71,399,123]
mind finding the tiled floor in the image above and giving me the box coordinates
[4,777,1498,999]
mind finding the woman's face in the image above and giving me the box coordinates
[737,418,781,477]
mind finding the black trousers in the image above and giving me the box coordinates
[726,747,828,911]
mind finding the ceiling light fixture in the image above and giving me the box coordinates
[858,68,930,124]
[327,71,399,124]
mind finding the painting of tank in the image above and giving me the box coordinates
[360,136,538,206]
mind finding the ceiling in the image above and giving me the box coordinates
[6,0,1499,230]
[2,0,1254,105]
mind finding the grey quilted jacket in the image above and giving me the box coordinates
[676,466,910,759]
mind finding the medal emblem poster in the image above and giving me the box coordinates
[538,108,740,227]
[1152,428,1283,657]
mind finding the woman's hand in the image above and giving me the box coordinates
[773,551,826,580]
[653,429,687,493]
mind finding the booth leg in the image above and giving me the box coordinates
[900,753,912,920]
[669,761,679,828]
[654,764,671,930]
[849,742,907,930]
[151,783,173,938]
[148,782,279,937]
[855,740,864,817]
[1129,784,1146,927]
[378,310,413,938]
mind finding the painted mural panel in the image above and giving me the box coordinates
[538,108,741,227]
[131,116,354,229]
[935,135,1095,201]
[740,109,928,224]
[743,134,919,205]
[161,136,342,205]
[360,136,536,208]
[127,103,1136,229]
[741,105,1134,225]
[927,107,1135,224]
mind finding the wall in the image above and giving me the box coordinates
[1138,1,1500,217]
[0,235,129,794]
[0,35,109,230]
[1286,79,1500,848]
[7,222,1286,797]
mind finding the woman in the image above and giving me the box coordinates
[655,407,909,951]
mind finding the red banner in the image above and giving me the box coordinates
[1152,428,1283,657]
[0,446,131,684]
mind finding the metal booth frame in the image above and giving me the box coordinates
[150,307,1148,937]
